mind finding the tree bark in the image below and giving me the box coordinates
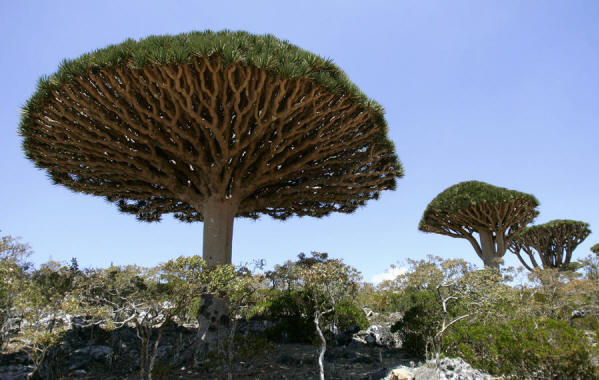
[226,317,238,380]
[137,325,150,380]
[477,229,500,268]
[148,324,166,380]
[314,311,327,380]
[202,199,238,266]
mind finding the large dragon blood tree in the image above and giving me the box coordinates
[418,181,539,268]
[19,31,403,265]
[508,220,591,271]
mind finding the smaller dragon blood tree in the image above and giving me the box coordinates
[509,220,591,271]
[19,31,403,265]
[592,244,599,255]
[419,181,539,268]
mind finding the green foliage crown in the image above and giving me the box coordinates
[20,30,391,146]
[419,180,539,230]
[515,219,590,238]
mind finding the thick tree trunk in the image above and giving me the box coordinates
[202,199,238,266]
[194,294,230,367]
[477,229,501,269]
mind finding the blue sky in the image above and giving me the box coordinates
[1,1,598,282]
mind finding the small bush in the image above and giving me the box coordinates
[390,288,442,357]
[257,289,368,343]
[257,290,315,343]
[334,300,369,331]
[444,317,599,379]
[261,290,312,319]
[571,314,599,331]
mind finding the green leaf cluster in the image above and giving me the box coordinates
[0,234,33,349]
[444,317,599,379]
[387,256,515,358]
[383,255,599,377]
[390,288,443,357]
[516,219,590,237]
[9,259,78,378]
[258,252,364,343]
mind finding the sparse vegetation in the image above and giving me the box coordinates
[3,230,598,379]
[383,255,599,378]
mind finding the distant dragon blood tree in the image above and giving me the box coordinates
[509,220,591,271]
[20,31,402,265]
[592,244,599,255]
[418,181,539,268]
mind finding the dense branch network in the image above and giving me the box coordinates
[20,31,402,265]
[422,199,537,255]
[509,220,591,271]
[24,56,398,222]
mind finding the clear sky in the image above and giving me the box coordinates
[1,1,598,283]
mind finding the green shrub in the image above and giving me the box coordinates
[256,289,367,343]
[1,234,32,349]
[258,290,316,343]
[334,300,369,331]
[262,290,311,319]
[444,317,599,379]
[390,288,442,357]
[571,314,599,331]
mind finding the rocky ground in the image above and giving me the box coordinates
[0,309,498,380]
[1,342,496,380]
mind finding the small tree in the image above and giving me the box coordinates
[430,268,509,370]
[579,244,599,280]
[419,181,539,268]
[70,265,186,380]
[17,328,65,380]
[192,263,258,380]
[0,233,32,350]
[71,256,256,379]
[159,256,257,379]
[509,220,591,271]
[20,31,402,265]
[294,253,361,380]
[14,261,74,379]
[390,256,517,365]
[579,254,599,280]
